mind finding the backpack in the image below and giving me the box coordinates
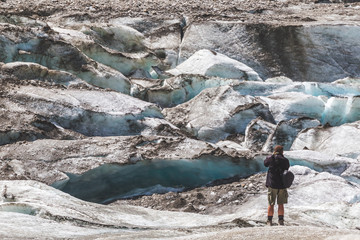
[282,170,295,188]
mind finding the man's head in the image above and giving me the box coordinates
[274,145,284,154]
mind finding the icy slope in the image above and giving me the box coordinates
[0,24,131,93]
[2,85,163,137]
[0,136,228,184]
[291,121,360,158]
[167,49,262,81]
[163,86,274,142]
[180,23,360,82]
[1,166,360,239]
[0,180,227,235]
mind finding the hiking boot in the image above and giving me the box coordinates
[278,219,284,226]
[266,220,273,226]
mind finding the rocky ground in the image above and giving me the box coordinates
[0,0,359,23]
[118,173,266,215]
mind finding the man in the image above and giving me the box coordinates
[264,145,290,226]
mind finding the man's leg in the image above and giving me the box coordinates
[268,205,274,217]
[267,187,277,226]
[267,205,274,225]
[277,189,288,225]
[278,204,284,215]
[278,204,284,225]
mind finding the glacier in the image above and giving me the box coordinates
[162,86,275,142]
[1,2,360,239]
[167,49,262,81]
[53,157,265,204]
[2,85,165,137]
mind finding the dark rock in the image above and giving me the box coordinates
[196,192,205,199]
[232,218,253,228]
[244,117,276,151]
[183,204,198,213]
[315,0,332,3]
[172,198,187,208]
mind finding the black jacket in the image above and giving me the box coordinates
[264,154,290,189]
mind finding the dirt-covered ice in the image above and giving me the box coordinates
[1,0,360,239]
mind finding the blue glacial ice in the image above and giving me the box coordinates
[53,156,266,204]
[53,153,359,204]
[7,86,164,137]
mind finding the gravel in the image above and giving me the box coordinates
[1,0,359,23]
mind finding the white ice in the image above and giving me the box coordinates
[0,180,229,231]
[291,121,360,159]
[285,150,359,180]
[139,75,240,107]
[333,77,360,86]
[3,34,132,93]
[1,166,360,239]
[260,92,325,123]
[262,117,321,151]
[321,96,360,126]
[163,86,273,142]
[5,85,164,136]
[167,49,262,81]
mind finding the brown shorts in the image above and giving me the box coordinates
[267,187,288,205]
